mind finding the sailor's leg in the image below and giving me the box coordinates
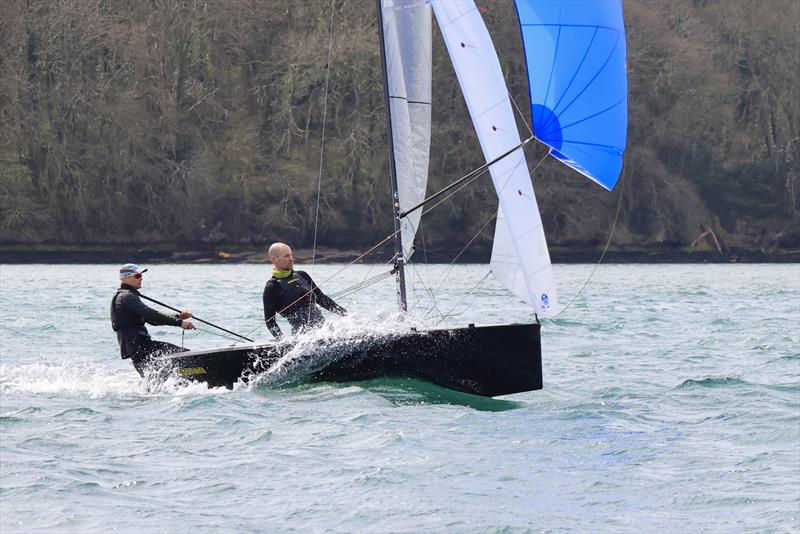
[129,340,189,378]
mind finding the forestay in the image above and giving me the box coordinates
[514,0,628,190]
[380,0,432,260]
[432,0,558,316]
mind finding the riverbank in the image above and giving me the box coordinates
[1,243,798,264]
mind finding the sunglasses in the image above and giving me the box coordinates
[133,273,142,279]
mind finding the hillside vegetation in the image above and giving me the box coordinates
[1,0,798,256]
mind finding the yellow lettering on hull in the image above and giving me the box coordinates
[176,367,207,377]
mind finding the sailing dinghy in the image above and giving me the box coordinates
[152,0,628,397]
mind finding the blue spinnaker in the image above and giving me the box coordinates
[514,0,628,190]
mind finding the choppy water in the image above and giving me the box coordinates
[1,263,798,533]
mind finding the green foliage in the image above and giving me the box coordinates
[701,160,783,231]
[0,0,797,254]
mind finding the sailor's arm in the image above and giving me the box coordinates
[262,283,284,339]
[303,273,347,316]
[316,293,347,315]
[120,292,182,327]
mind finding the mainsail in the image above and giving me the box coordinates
[380,0,432,259]
[432,0,558,316]
[514,0,628,190]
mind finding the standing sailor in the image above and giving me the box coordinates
[110,263,195,376]
[263,243,347,338]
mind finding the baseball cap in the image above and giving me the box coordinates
[119,263,148,279]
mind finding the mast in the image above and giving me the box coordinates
[376,0,408,312]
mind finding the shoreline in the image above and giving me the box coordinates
[1,244,798,264]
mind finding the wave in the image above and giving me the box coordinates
[673,376,748,389]
[762,353,800,364]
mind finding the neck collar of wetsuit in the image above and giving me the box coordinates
[272,268,293,279]
[120,283,138,292]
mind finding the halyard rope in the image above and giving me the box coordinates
[311,0,337,265]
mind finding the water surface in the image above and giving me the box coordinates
[1,263,798,532]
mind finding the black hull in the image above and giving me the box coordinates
[153,323,542,397]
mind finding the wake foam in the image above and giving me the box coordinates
[0,360,228,399]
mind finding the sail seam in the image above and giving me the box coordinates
[538,24,561,128]
[473,96,512,121]
[513,224,544,242]
[489,152,526,194]
[539,31,622,134]
[548,139,624,150]
[434,3,476,28]
[545,27,599,124]
[520,24,622,31]
[541,97,625,138]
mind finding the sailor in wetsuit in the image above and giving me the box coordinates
[262,243,347,339]
[110,263,195,376]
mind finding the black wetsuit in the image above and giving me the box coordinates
[262,270,346,338]
[110,284,187,376]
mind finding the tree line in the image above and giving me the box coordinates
[1,0,797,256]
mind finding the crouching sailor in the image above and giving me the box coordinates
[263,242,347,339]
[110,263,195,376]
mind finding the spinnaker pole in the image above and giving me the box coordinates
[376,0,408,312]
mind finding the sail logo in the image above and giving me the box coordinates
[540,293,550,308]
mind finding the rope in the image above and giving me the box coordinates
[409,262,445,320]
[508,90,534,138]
[434,270,492,326]
[331,269,394,299]
[419,170,486,219]
[413,222,430,311]
[551,166,627,318]
[311,0,337,265]
[422,212,496,320]
[402,169,498,318]
[181,326,249,345]
[195,326,247,345]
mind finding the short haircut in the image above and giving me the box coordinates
[267,242,289,259]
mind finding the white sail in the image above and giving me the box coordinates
[381,0,432,260]
[431,0,558,316]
